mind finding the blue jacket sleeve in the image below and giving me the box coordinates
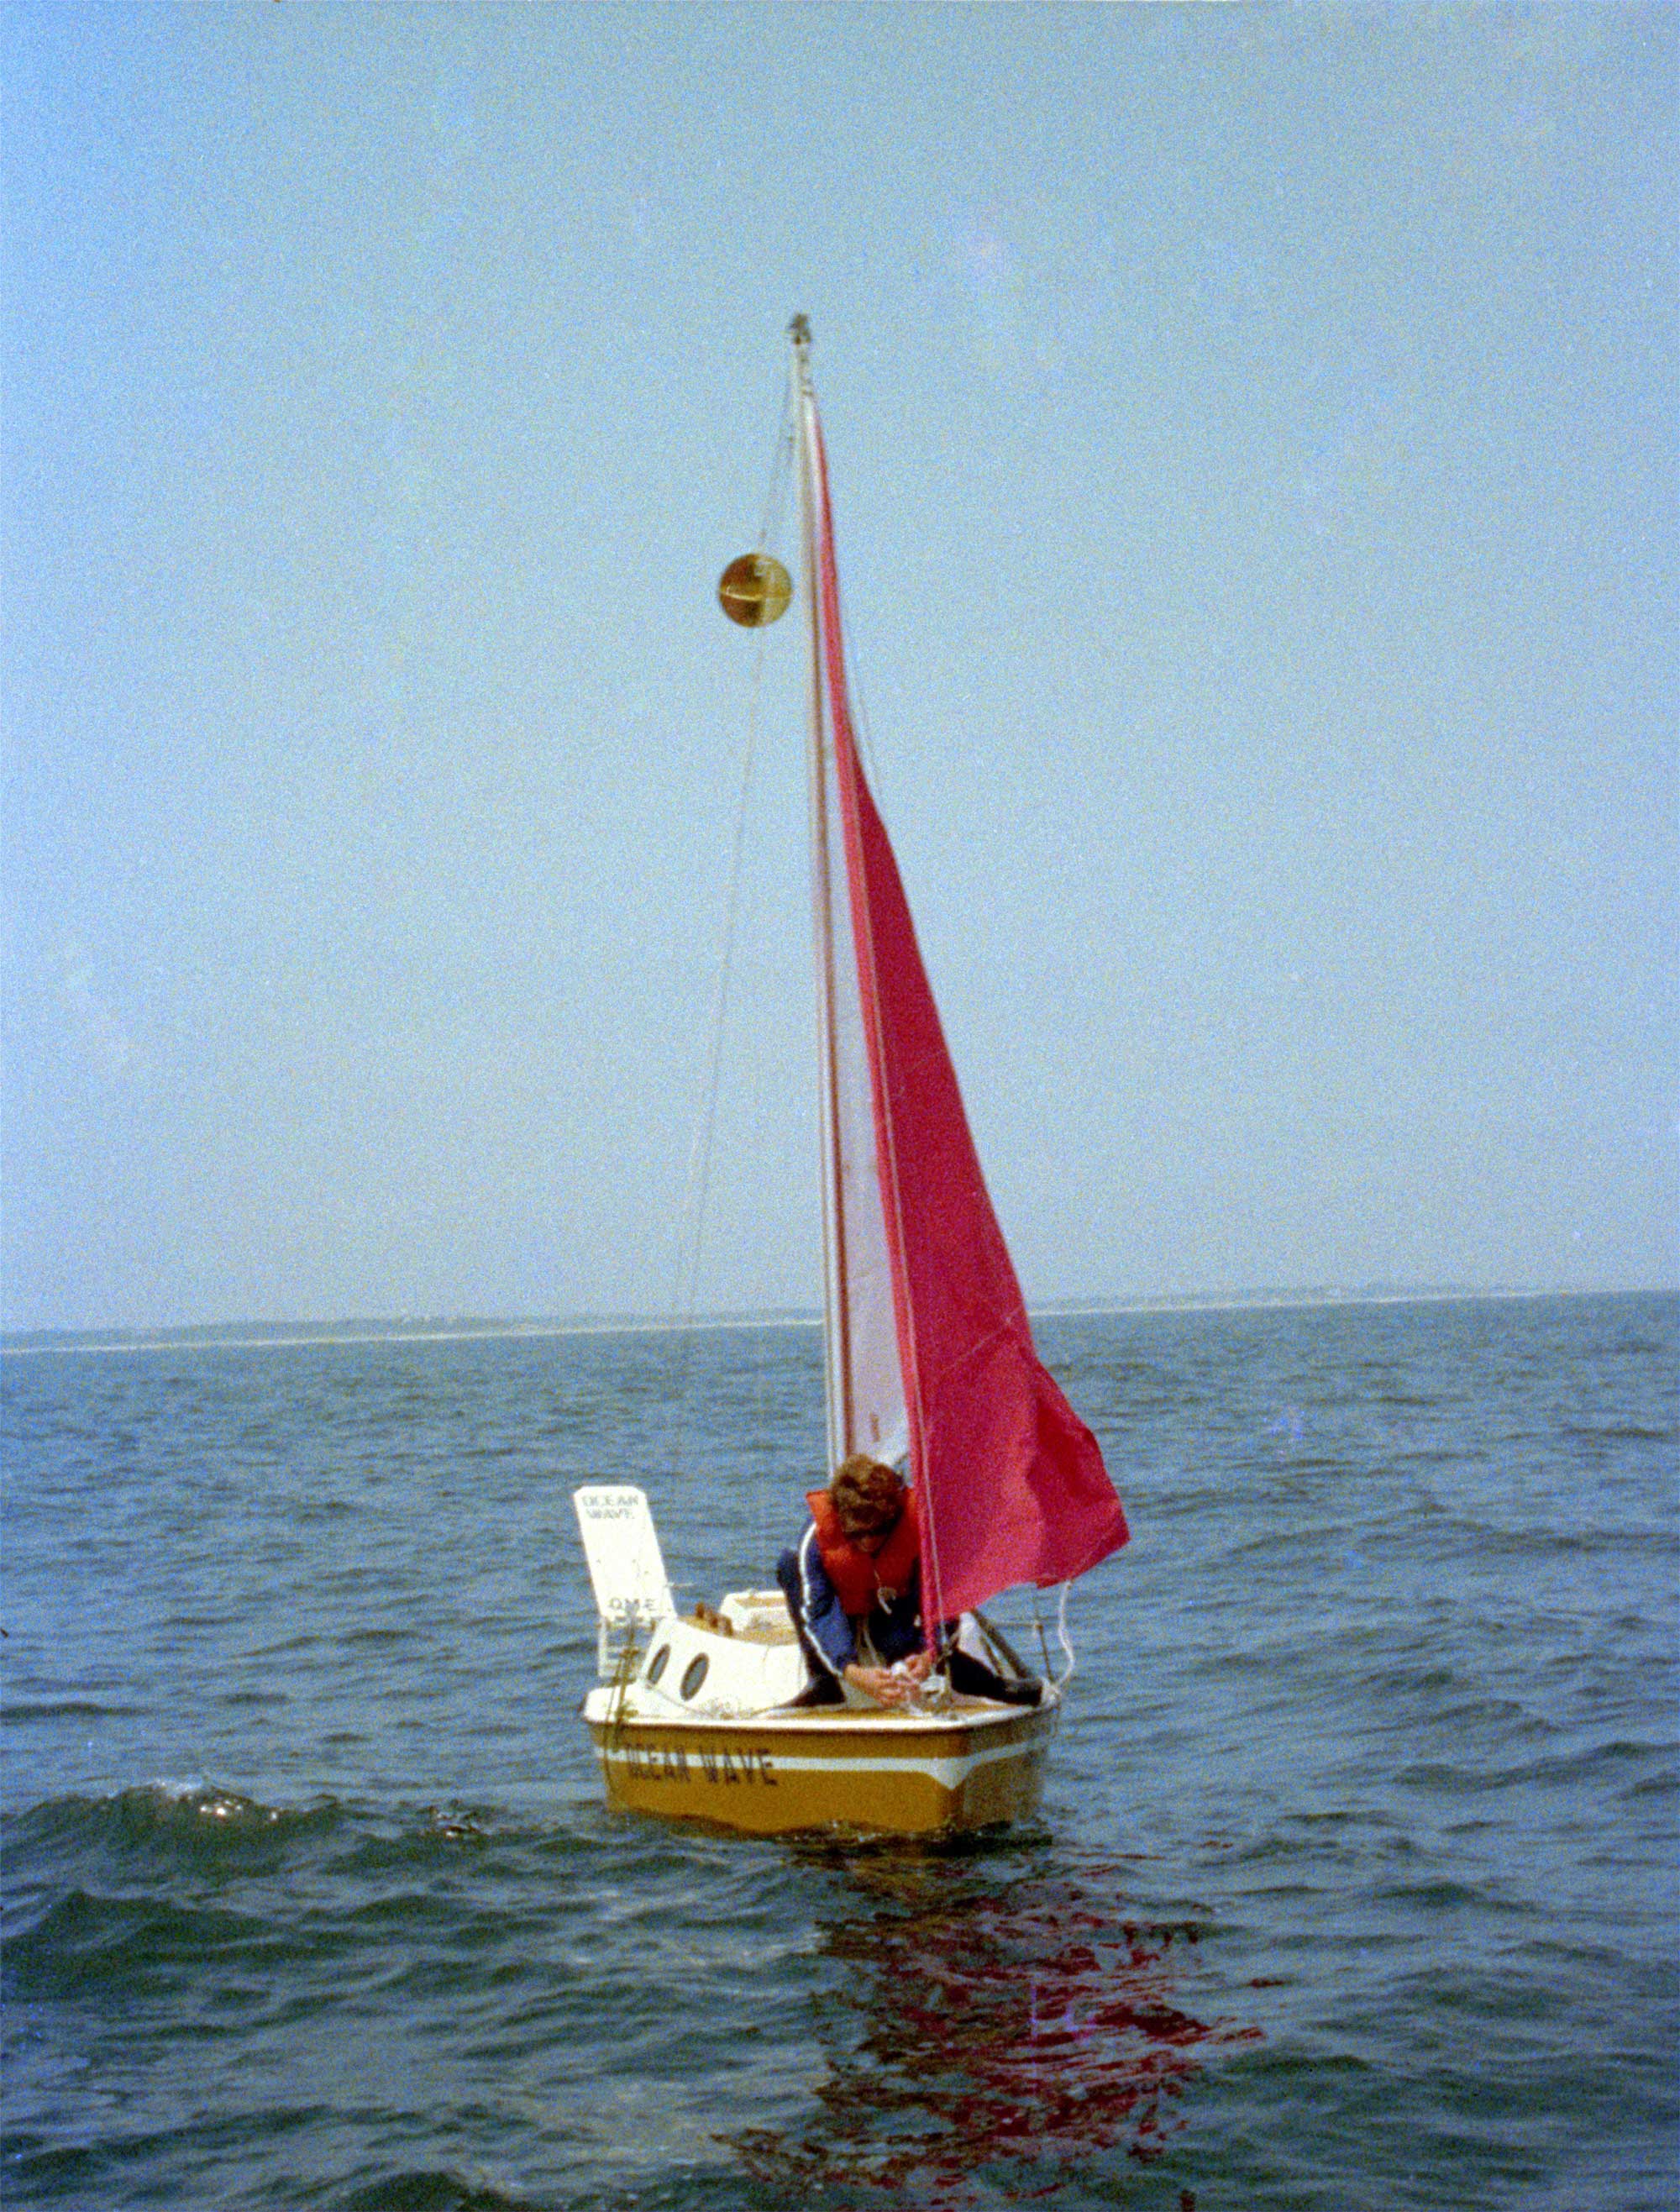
[790,1526,857,1676]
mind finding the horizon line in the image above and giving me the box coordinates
[3,1281,1672,1357]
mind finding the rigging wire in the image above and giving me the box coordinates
[1028,1583,1078,1688]
[661,381,798,1501]
[1053,1581,1077,1687]
[843,628,891,813]
[660,637,765,1495]
[758,375,795,563]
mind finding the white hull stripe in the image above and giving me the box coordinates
[594,1733,1042,1789]
[581,1692,1060,1738]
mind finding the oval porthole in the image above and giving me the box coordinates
[680,1654,710,1702]
[644,1644,670,1686]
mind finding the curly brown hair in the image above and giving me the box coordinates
[830,1454,905,1537]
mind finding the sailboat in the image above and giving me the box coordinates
[573,319,1128,1836]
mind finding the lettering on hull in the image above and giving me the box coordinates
[619,1740,778,1787]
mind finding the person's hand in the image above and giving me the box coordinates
[900,1650,935,1685]
[843,1663,912,1706]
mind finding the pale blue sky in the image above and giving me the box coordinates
[3,3,1674,1331]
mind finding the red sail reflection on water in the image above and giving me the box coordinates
[723,1860,1261,2206]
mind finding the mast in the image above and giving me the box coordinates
[792,317,853,1473]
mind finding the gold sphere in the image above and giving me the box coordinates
[717,552,792,628]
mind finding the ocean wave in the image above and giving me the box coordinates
[337,2172,552,2212]
[0,1697,144,1722]
[1396,1738,1674,1792]
[1410,1514,1678,1558]
[0,1786,627,1878]
[3,1783,339,1862]
[1563,1421,1677,1444]
[4,1884,275,1995]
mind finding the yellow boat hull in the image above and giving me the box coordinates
[583,1694,1058,1836]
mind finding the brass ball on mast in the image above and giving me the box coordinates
[717,551,793,628]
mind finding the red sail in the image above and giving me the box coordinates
[806,409,1130,1626]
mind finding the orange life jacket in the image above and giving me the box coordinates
[806,1488,922,1616]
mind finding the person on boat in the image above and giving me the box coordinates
[776,1454,931,1708]
[776,1454,1041,1709]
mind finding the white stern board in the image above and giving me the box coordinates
[572,1485,675,1628]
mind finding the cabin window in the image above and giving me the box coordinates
[644,1644,670,1686]
[680,1654,709,1702]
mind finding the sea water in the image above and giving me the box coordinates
[2,1293,1675,2210]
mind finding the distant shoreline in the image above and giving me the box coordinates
[3,1284,1670,1358]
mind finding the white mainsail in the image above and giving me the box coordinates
[795,355,907,1475]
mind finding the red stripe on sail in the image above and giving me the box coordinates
[806,412,1129,1626]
